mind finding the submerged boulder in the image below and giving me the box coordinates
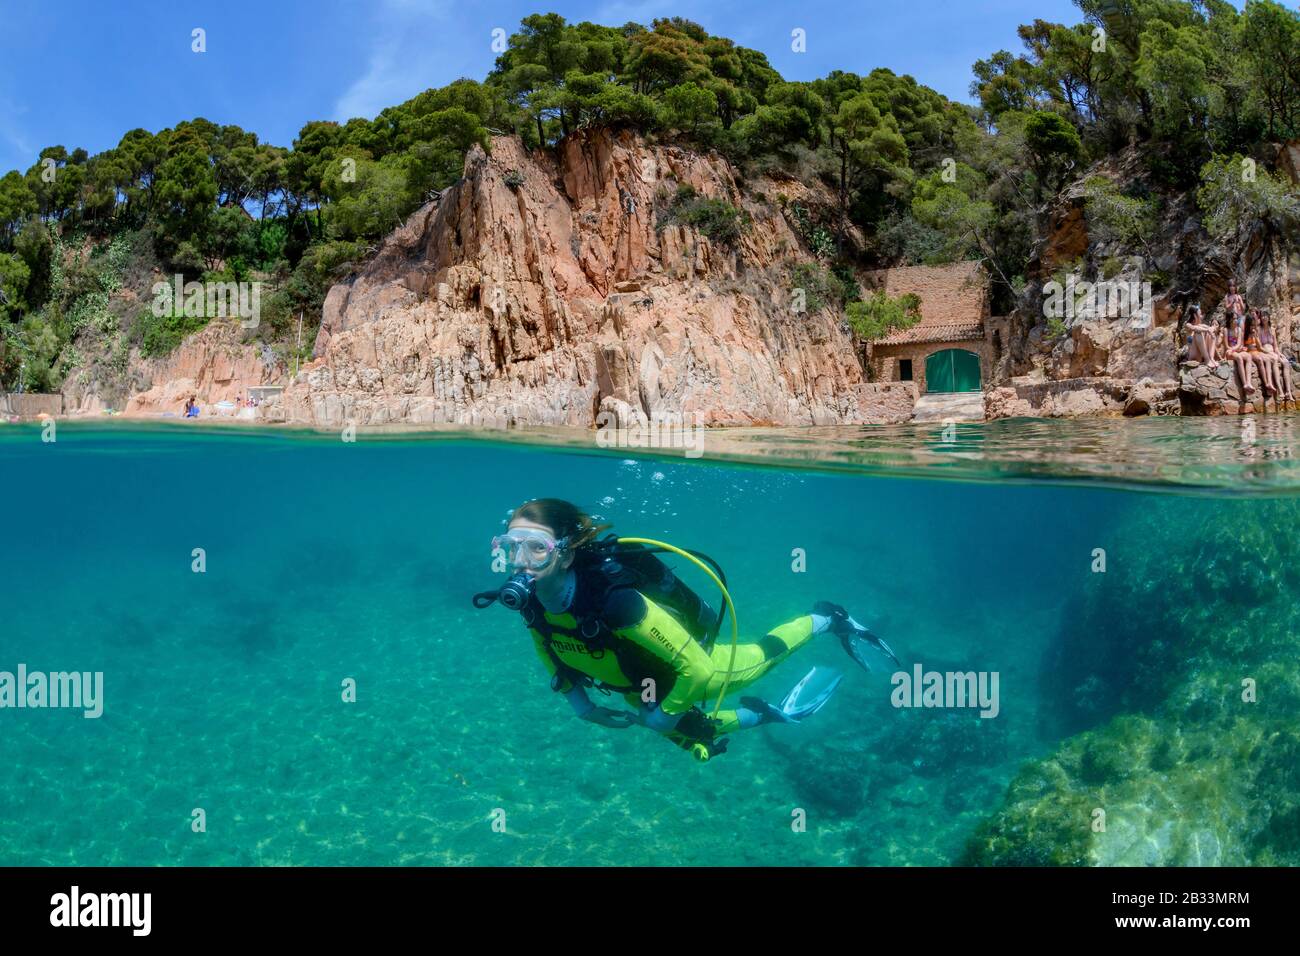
[965,498,1300,865]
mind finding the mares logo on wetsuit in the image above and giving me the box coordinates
[551,638,590,656]
[648,625,676,652]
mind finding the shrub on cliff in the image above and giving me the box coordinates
[1196,153,1300,241]
[135,305,210,359]
[1081,175,1158,254]
[656,184,749,246]
[787,261,857,314]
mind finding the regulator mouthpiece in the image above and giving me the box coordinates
[497,571,536,611]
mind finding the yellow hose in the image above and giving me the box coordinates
[616,537,739,719]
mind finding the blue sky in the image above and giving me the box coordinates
[0,0,1092,175]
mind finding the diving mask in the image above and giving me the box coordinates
[492,527,568,571]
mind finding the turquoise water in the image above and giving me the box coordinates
[2,421,1298,866]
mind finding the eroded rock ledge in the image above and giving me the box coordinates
[1179,361,1299,415]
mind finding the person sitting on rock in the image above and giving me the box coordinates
[1223,309,1254,396]
[1244,309,1279,401]
[1184,303,1218,368]
[1257,310,1294,404]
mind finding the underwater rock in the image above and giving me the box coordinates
[969,496,1300,865]
[876,707,1010,778]
[767,734,874,819]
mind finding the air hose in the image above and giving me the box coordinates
[615,537,739,720]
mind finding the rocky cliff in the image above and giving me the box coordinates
[55,319,285,417]
[267,129,875,428]
[991,145,1300,419]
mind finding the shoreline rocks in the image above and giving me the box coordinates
[1179,360,1299,415]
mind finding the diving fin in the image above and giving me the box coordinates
[813,600,902,672]
[741,666,843,725]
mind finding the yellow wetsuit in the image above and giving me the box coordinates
[528,586,818,743]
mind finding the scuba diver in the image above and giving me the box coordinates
[474,498,900,762]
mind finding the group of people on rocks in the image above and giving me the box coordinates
[1185,279,1295,406]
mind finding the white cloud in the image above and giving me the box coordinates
[333,0,454,122]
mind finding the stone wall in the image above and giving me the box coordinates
[838,381,917,424]
[986,376,1179,419]
[861,261,989,326]
[1,393,63,418]
[1179,361,1298,415]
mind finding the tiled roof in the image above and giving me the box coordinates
[876,319,985,346]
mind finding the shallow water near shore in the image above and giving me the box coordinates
[2,418,1299,865]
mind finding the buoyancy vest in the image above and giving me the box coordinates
[521,537,723,695]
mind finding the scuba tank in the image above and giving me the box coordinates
[580,535,726,649]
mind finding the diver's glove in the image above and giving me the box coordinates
[666,707,729,762]
[687,735,730,762]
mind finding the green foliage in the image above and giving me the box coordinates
[663,83,720,138]
[788,261,857,314]
[910,165,997,262]
[1196,153,1300,240]
[0,253,30,320]
[657,184,748,246]
[136,304,211,359]
[844,290,921,340]
[1081,175,1157,251]
[256,222,288,267]
[1023,110,1081,193]
[788,203,836,260]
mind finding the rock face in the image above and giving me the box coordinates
[986,376,1178,419]
[995,146,1298,418]
[1179,360,1299,415]
[118,321,286,417]
[964,497,1300,866]
[274,130,874,428]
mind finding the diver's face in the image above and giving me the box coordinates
[505,518,573,582]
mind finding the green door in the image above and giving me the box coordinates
[925,349,981,393]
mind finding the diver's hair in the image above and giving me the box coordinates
[511,498,611,550]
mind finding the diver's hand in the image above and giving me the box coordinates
[583,707,637,728]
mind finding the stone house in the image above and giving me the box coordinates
[864,261,1005,394]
